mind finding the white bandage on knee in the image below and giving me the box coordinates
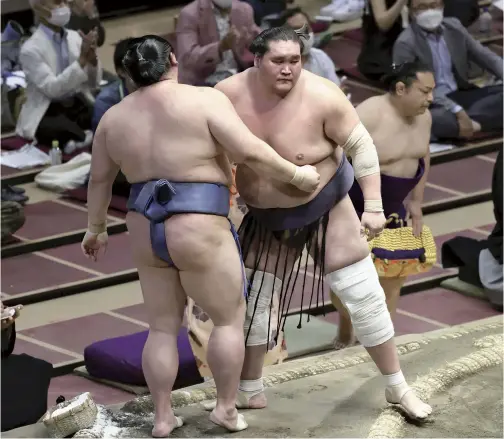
[342,122,380,179]
[325,255,394,347]
[244,269,282,346]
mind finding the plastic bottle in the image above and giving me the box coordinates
[479,8,492,34]
[49,140,62,165]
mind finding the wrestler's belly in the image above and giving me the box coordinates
[236,149,343,209]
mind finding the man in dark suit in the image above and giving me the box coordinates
[393,0,503,141]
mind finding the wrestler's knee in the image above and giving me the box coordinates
[325,255,394,347]
[243,269,282,346]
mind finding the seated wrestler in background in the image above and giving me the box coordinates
[204,27,432,421]
[331,62,434,348]
[81,35,319,436]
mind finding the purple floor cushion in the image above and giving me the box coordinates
[84,328,203,389]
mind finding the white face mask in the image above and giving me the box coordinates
[212,0,232,9]
[48,6,71,27]
[302,32,314,55]
[415,8,444,31]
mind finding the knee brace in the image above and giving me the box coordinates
[325,255,394,347]
[243,269,282,346]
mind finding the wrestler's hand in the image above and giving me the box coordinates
[81,230,108,262]
[405,200,423,237]
[361,211,386,241]
[291,165,321,192]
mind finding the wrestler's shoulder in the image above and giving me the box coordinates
[300,70,345,101]
[214,70,249,97]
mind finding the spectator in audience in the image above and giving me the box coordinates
[357,0,407,82]
[393,0,503,141]
[67,0,106,47]
[16,0,103,154]
[1,200,26,244]
[176,0,260,86]
[443,0,480,28]
[91,38,135,132]
[441,147,503,311]
[242,0,292,27]
[89,38,134,197]
[280,7,342,85]
[1,301,53,432]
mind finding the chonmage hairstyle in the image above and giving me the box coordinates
[122,35,174,87]
[249,25,310,57]
[382,61,433,93]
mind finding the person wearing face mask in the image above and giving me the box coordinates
[176,0,260,86]
[393,0,503,141]
[281,7,342,86]
[16,0,102,153]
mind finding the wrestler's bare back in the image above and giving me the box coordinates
[216,69,344,208]
[101,81,233,187]
[356,95,431,177]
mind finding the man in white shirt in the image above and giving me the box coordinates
[16,0,102,153]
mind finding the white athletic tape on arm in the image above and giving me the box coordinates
[342,122,380,180]
[290,166,303,187]
[364,199,384,213]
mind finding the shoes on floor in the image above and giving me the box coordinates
[1,185,29,204]
[1,200,25,242]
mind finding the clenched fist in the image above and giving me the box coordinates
[290,165,321,192]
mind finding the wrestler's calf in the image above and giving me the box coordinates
[326,255,432,420]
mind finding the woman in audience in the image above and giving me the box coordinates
[1,302,53,432]
[357,0,407,81]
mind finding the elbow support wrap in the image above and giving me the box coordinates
[342,122,380,180]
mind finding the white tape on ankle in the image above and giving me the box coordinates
[239,378,264,393]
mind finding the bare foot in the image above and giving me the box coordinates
[385,385,432,420]
[152,415,183,437]
[209,407,248,432]
[332,335,358,351]
[202,391,267,411]
[237,390,267,409]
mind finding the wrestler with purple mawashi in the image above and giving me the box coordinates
[333,62,435,350]
[80,35,321,437]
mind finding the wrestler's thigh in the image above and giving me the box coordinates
[242,227,300,275]
[126,212,185,332]
[379,276,407,296]
[324,195,370,273]
[166,214,245,327]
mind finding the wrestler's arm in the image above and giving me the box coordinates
[205,89,298,183]
[86,115,120,233]
[410,112,432,204]
[323,85,383,210]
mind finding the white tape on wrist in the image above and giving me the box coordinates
[290,166,303,187]
[364,200,384,213]
[88,222,107,234]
